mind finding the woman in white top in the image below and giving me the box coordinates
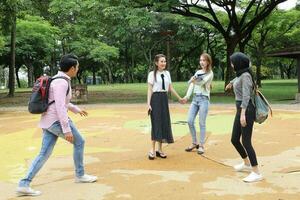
[147,54,183,160]
[183,53,214,155]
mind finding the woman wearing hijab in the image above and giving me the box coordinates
[225,52,263,182]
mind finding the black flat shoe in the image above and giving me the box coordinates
[156,151,167,158]
[148,151,155,160]
[185,144,200,152]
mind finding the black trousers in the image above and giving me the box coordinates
[231,101,258,166]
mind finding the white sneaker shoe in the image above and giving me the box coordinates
[243,172,263,183]
[75,174,98,183]
[234,163,252,172]
[16,186,42,196]
[197,146,205,155]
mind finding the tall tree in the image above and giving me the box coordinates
[133,0,287,86]
[16,15,60,87]
[247,9,300,87]
[0,1,17,96]
[0,0,28,96]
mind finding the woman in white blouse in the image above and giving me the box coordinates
[147,54,183,160]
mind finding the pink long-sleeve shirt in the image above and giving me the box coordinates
[39,71,81,133]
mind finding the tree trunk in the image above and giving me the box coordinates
[239,34,252,53]
[287,61,295,79]
[27,64,34,88]
[225,41,236,88]
[106,65,113,83]
[51,51,56,76]
[15,67,20,88]
[279,63,285,79]
[297,58,300,93]
[92,67,96,85]
[124,43,132,83]
[222,66,225,81]
[286,68,292,79]
[131,53,135,82]
[8,12,16,97]
[148,51,152,72]
[77,69,82,84]
[61,39,66,55]
[256,50,262,87]
[166,38,172,79]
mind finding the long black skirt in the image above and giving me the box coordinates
[150,92,174,143]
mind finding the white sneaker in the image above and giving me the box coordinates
[16,186,42,196]
[75,174,98,183]
[243,172,263,183]
[197,146,205,155]
[233,163,252,172]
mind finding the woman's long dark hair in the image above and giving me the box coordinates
[153,54,166,82]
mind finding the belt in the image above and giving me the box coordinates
[153,90,167,93]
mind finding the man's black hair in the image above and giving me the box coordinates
[59,54,78,72]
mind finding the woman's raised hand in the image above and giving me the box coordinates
[225,83,233,91]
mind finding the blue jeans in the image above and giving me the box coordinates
[187,94,209,145]
[19,120,85,187]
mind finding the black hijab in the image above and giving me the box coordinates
[230,52,251,76]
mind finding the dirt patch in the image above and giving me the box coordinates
[0,104,299,200]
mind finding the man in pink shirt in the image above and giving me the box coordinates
[17,54,97,196]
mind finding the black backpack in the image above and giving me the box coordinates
[28,76,70,114]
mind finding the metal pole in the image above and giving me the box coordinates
[298,58,300,93]
[166,36,170,70]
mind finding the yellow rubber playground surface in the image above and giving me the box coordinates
[0,104,299,200]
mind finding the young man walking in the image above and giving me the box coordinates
[17,54,97,196]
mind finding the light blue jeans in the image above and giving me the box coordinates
[187,94,209,145]
[19,120,85,187]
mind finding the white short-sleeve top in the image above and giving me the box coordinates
[147,70,172,92]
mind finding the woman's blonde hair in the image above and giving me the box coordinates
[200,53,212,72]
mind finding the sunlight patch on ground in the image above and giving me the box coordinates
[206,114,234,135]
[115,194,132,199]
[123,114,188,137]
[123,114,234,136]
[80,130,107,137]
[0,116,38,121]
[80,121,122,132]
[0,128,128,183]
[275,113,300,120]
[40,180,114,200]
[123,119,151,134]
[0,177,113,200]
[203,176,275,195]
[72,109,122,119]
[111,169,196,184]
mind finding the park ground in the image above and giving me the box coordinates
[0,103,299,200]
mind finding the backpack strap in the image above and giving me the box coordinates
[249,75,273,117]
[48,76,71,106]
[51,76,70,95]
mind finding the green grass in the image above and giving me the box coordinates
[0,79,298,107]
[87,79,298,104]
[255,80,298,103]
